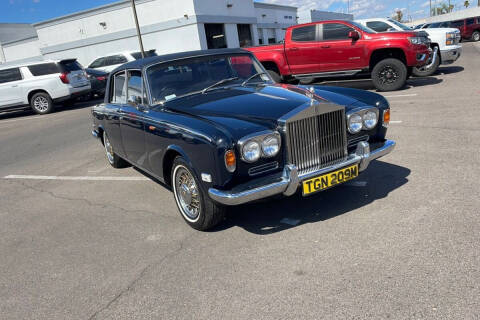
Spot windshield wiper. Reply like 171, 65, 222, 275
241, 72, 268, 86
201, 77, 239, 94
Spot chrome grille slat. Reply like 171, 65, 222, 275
286, 109, 347, 175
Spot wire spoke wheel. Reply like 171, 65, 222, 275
104, 133, 115, 164
174, 166, 201, 222
33, 96, 49, 112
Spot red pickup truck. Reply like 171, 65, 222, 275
247, 20, 431, 91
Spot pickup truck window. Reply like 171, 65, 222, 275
366, 21, 391, 32
322, 23, 354, 41
0, 68, 22, 84
291, 25, 316, 42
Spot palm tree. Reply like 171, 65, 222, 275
464, 0, 470, 8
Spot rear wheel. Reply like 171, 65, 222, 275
171, 156, 225, 231
412, 46, 440, 77
371, 58, 407, 92
30, 92, 53, 115
103, 131, 128, 168
472, 31, 480, 42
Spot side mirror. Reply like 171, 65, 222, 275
348, 30, 360, 40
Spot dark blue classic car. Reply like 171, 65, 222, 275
91, 49, 395, 230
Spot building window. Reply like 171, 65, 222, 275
237, 24, 252, 47
204, 24, 227, 49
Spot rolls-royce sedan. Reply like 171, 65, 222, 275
91, 48, 395, 230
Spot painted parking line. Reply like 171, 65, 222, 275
4, 175, 150, 181
383, 93, 418, 98
390, 120, 403, 124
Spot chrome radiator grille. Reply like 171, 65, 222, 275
286, 109, 347, 175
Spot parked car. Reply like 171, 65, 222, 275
0, 59, 91, 115
247, 20, 430, 91
356, 18, 461, 77
87, 49, 157, 73
414, 23, 428, 29
84, 68, 108, 99
91, 49, 396, 230
446, 17, 480, 41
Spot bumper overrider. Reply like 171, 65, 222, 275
208, 140, 396, 206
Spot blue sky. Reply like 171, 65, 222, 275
0, 0, 473, 24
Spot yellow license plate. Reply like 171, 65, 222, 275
302, 164, 359, 196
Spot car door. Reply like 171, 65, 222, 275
316, 22, 367, 72
465, 18, 475, 38
0, 67, 24, 108
284, 24, 320, 74
119, 70, 147, 166
104, 71, 127, 158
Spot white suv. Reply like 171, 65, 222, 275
0, 59, 91, 115
356, 18, 462, 77
87, 49, 156, 73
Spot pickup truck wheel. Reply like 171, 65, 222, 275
412, 46, 439, 77
371, 58, 407, 92
172, 157, 225, 231
103, 131, 129, 168
266, 70, 281, 83
472, 31, 480, 42
30, 92, 53, 115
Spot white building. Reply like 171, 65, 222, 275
298, 10, 353, 24
1, 0, 297, 66
0, 23, 41, 64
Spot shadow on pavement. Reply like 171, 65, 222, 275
0, 98, 103, 121
213, 160, 410, 234
436, 65, 464, 75
316, 76, 443, 92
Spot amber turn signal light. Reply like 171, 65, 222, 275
224, 150, 236, 173
383, 109, 390, 127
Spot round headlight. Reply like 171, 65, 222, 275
242, 140, 261, 162
348, 114, 363, 134
262, 135, 280, 157
363, 111, 378, 129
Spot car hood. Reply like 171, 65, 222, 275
423, 27, 460, 34
161, 84, 386, 140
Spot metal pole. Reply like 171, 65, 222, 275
429, 0, 432, 16
130, 0, 145, 58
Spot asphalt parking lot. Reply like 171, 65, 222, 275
1, 42, 479, 320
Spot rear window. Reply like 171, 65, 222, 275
0, 68, 22, 84
59, 60, 83, 72
466, 18, 475, 25
451, 20, 464, 27
131, 50, 157, 60
291, 25, 316, 42
28, 63, 60, 76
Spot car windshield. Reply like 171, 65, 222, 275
428, 22, 442, 28
147, 54, 270, 104
349, 21, 377, 33
388, 19, 412, 31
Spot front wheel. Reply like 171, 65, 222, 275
371, 58, 407, 92
30, 92, 53, 115
412, 46, 440, 77
171, 157, 225, 231
472, 31, 480, 42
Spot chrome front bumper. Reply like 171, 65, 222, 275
440, 46, 462, 64
208, 140, 396, 206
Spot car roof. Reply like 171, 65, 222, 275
0, 58, 78, 70
110, 48, 250, 73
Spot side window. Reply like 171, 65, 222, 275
106, 55, 128, 66
466, 18, 475, 25
28, 63, 60, 76
89, 58, 105, 68
111, 72, 126, 104
451, 20, 464, 28
126, 70, 144, 104
323, 23, 354, 41
366, 21, 392, 32
291, 25, 316, 42
0, 68, 23, 84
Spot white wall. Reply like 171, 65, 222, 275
0, 44, 5, 63
3, 39, 42, 62
193, 0, 255, 17
409, 6, 480, 25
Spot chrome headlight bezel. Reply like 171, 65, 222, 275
238, 131, 281, 163
347, 113, 363, 134
347, 108, 380, 133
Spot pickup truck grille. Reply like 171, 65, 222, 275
286, 109, 347, 175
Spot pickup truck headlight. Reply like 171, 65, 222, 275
262, 134, 280, 157
408, 36, 429, 45
348, 114, 363, 134
363, 111, 378, 129
446, 32, 457, 45
242, 140, 261, 163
